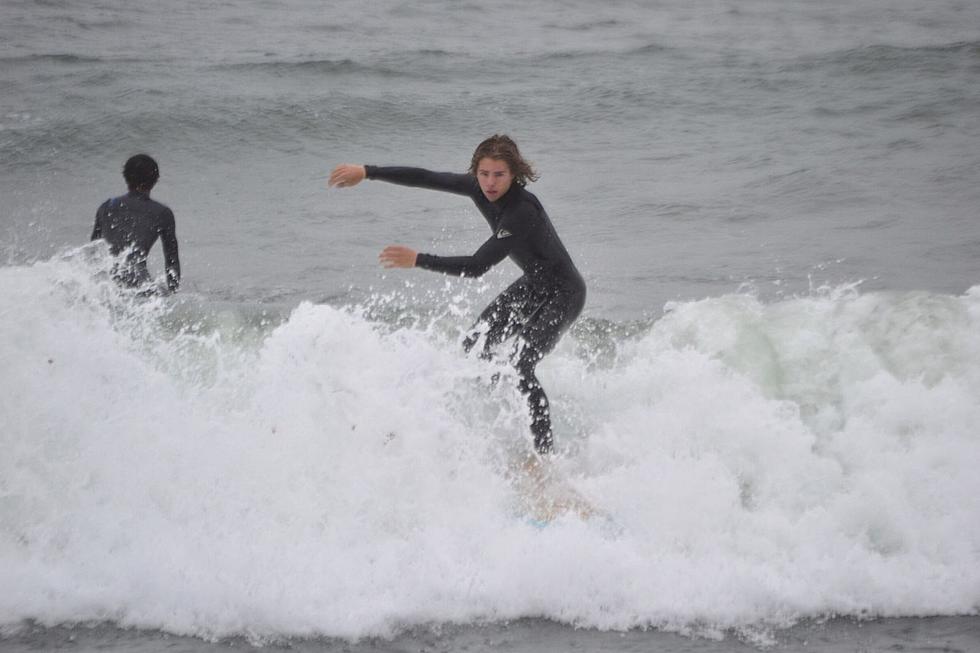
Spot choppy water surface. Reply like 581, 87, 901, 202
1, 0, 979, 649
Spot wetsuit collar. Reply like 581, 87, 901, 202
126, 189, 151, 200
491, 183, 520, 209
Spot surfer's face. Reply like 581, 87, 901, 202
476, 157, 514, 202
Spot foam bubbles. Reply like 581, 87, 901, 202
1, 253, 979, 640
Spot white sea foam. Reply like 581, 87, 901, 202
1, 251, 979, 640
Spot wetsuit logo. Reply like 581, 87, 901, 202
496, 228, 513, 239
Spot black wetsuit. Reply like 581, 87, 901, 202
365, 166, 586, 454
91, 190, 180, 292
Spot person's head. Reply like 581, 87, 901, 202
123, 154, 160, 192
468, 135, 538, 201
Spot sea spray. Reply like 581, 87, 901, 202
1, 251, 979, 640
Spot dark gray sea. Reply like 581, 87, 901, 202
2, 1, 979, 651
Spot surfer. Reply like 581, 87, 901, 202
91, 154, 180, 293
329, 135, 586, 455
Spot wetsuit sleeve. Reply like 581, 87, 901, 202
364, 166, 475, 197
159, 209, 180, 291
415, 237, 512, 278
91, 201, 107, 240
415, 204, 534, 277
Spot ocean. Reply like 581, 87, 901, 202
2, 0, 979, 651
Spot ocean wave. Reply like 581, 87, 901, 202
0, 89, 483, 171
1, 251, 978, 640
211, 49, 459, 79
213, 58, 381, 76
0, 53, 107, 65
527, 41, 680, 65
789, 40, 980, 75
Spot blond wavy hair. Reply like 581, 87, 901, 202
468, 135, 539, 187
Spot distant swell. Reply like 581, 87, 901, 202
0, 53, 106, 65
212, 51, 457, 78
793, 40, 980, 74
214, 58, 368, 74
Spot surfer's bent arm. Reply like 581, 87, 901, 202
415, 209, 530, 277
415, 235, 513, 277
159, 209, 180, 291
91, 202, 108, 240
364, 166, 475, 197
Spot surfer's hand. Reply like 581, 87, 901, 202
328, 164, 366, 188
379, 245, 417, 269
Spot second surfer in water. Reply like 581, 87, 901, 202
329, 135, 586, 455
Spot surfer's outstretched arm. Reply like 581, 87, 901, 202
329, 164, 475, 196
